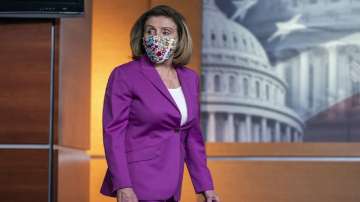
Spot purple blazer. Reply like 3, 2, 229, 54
100, 55, 215, 201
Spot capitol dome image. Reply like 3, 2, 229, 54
200, 0, 304, 143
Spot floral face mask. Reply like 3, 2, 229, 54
142, 35, 177, 64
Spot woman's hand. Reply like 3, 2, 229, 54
116, 187, 138, 202
204, 190, 221, 202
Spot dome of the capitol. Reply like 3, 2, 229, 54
200, 0, 304, 143
202, 0, 271, 71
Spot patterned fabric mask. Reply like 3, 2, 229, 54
142, 35, 177, 64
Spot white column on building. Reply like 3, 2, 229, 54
225, 113, 235, 142
293, 130, 297, 142
299, 50, 310, 110
275, 121, 281, 142
327, 45, 338, 105
209, 73, 214, 93
298, 132, 304, 142
245, 115, 252, 142
253, 124, 260, 142
286, 126, 292, 142
207, 111, 216, 142
293, 131, 299, 142
261, 117, 268, 142
239, 121, 246, 142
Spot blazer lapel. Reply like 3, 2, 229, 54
139, 55, 193, 128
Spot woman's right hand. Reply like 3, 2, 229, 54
116, 187, 138, 202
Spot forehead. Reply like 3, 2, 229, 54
144, 16, 177, 29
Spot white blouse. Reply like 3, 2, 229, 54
168, 86, 188, 126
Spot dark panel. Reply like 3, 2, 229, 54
0, 19, 59, 144
0, 149, 49, 202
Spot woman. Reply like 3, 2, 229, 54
100, 5, 220, 202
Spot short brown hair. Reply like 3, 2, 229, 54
130, 5, 192, 65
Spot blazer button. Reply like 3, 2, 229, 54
174, 128, 180, 133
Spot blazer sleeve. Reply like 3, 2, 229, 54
184, 73, 215, 194
102, 68, 133, 193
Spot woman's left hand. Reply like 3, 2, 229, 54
204, 190, 220, 202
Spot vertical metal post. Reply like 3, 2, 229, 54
48, 18, 56, 202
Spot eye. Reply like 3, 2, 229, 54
162, 28, 175, 36
162, 30, 171, 35
146, 28, 156, 35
